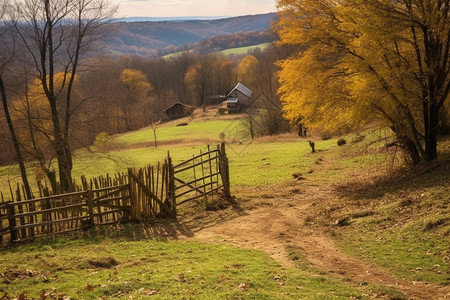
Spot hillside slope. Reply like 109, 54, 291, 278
102, 13, 277, 56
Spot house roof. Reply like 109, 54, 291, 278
163, 102, 194, 112
227, 82, 252, 98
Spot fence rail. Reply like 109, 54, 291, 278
0, 143, 230, 243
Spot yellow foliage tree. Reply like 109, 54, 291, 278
237, 55, 258, 87
11, 73, 76, 191
120, 68, 154, 130
120, 68, 153, 100
276, 0, 450, 163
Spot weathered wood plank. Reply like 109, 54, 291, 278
173, 149, 219, 168
128, 171, 173, 217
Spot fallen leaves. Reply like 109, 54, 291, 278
86, 283, 95, 292
238, 283, 249, 291
0, 270, 41, 283
173, 273, 187, 283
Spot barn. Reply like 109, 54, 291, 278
164, 102, 195, 120
226, 83, 252, 113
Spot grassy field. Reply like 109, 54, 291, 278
329, 156, 450, 285
0, 232, 366, 300
1, 113, 449, 299
0, 113, 336, 194
305, 134, 450, 287
218, 43, 269, 56
162, 43, 269, 59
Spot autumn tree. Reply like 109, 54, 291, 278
237, 55, 258, 87
120, 68, 154, 130
185, 55, 214, 110
11, 76, 60, 191
78, 55, 129, 134
238, 50, 290, 136
276, 0, 450, 163
218, 59, 237, 94
185, 54, 231, 110
10, 0, 117, 191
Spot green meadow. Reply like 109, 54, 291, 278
1, 113, 448, 299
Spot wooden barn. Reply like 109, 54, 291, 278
226, 83, 252, 113
164, 102, 194, 120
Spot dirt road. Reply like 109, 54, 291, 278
179, 184, 449, 300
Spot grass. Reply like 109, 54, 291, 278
316, 135, 450, 286
112, 119, 242, 145
0, 115, 337, 195
1, 113, 449, 298
226, 139, 337, 187
219, 43, 269, 56
162, 43, 269, 59
332, 181, 450, 285
0, 228, 364, 300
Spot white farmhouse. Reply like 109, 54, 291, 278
227, 83, 252, 113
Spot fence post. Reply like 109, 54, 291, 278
127, 168, 137, 220
0, 204, 3, 243
86, 190, 95, 226
167, 152, 176, 218
7, 203, 18, 242
219, 142, 231, 198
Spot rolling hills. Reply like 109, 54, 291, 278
102, 13, 277, 56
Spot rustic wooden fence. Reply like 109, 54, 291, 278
0, 143, 230, 243
174, 144, 230, 205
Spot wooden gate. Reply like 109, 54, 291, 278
173, 143, 230, 206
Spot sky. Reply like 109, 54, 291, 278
111, 0, 277, 18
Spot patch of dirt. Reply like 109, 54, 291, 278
88, 257, 119, 269
0, 269, 42, 283
173, 181, 449, 300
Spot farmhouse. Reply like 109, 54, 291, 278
164, 102, 195, 120
227, 82, 252, 113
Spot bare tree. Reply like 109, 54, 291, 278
11, 0, 117, 192
0, 0, 33, 199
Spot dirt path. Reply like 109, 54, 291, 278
178, 185, 449, 300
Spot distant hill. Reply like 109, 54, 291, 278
165, 29, 277, 56
115, 16, 230, 22
102, 13, 277, 56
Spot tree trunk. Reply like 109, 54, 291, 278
0, 76, 33, 199
398, 135, 421, 165
424, 102, 439, 161
56, 140, 73, 192
152, 127, 157, 148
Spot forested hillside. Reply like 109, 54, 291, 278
103, 13, 277, 56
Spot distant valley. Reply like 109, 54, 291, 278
102, 13, 277, 57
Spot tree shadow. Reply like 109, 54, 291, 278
334, 159, 450, 201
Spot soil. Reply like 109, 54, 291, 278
172, 181, 450, 300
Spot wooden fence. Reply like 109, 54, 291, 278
0, 144, 230, 243
174, 144, 230, 205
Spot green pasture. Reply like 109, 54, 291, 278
219, 43, 270, 56
162, 43, 269, 59
112, 119, 240, 145
330, 157, 450, 285
1, 115, 448, 299
0, 232, 364, 300
0, 116, 338, 196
